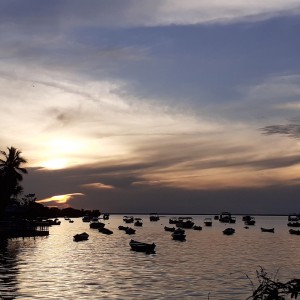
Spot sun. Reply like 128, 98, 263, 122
41, 158, 68, 170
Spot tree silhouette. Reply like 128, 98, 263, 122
0, 146, 27, 215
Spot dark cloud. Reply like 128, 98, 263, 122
260, 124, 300, 139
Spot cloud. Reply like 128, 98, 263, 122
1, 1, 299, 29
260, 124, 300, 139
81, 182, 115, 190
37, 193, 85, 208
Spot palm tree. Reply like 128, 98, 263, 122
0, 146, 27, 214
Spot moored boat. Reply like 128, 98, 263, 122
149, 213, 160, 221
98, 227, 113, 235
287, 221, 300, 227
123, 216, 134, 223
125, 227, 136, 235
193, 225, 202, 230
289, 229, 300, 235
176, 217, 194, 229
73, 232, 89, 242
129, 239, 156, 253
172, 228, 186, 241
223, 228, 235, 235
90, 221, 105, 229
164, 226, 175, 232
204, 218, 212, 226
244, 216, 256, 226
219, 212, 236, 223
134, 218, 143, 227
261, 227, 274, 233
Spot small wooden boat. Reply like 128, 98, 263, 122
98, 227, 113, 235
193, 225, 202, 230
244, 216, 256, 226
69, 219, 74, 223
125, 227, 136, 235
204, 218, 212, 226
103, 213, 110, 220
129, 240, 156, 253
289, 229, 300, 235
134, 218, 143, 227
261, 227, 274, 233
223, 228, 235, 235
73, 232, 89, 242
149, 213, 160, 221
164, 226, 175, 232
123, 216, 134, 223
219, 212, 236, 224
118, 225, 128, 231
169, 217, 179, 224
287, 221, 300, 227
90, 221, 105, 229
172, 228, 186, 241
176, 217, 194, 229
82, 215, 92, 222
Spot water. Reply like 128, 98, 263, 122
1, 215, 300, 299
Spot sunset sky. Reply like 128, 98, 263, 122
1, 1, 300, 214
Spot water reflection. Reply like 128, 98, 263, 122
0, 239, 20, 298
0, 216, 299, 299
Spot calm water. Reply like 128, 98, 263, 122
0, 215, 300, 299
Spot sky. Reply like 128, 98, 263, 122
1, 0, 300, 214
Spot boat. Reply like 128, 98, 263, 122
214, 215, 219, 220
125, 227, 136, 235
82, 215, 92, 222
169, 217, 179, 224
129, 239, 156, 253
118, 225, 128, 231
134, 218, 143, 227
73, 232, 89, 242
219, 212, 236, 224
193, 225, 202, 230
69, 219, 74, 223
98, 227, 113, 235
289, 229, 300, 235
172, 228, 186, 241
287, 221, 300, 227
64, 216, 70, 220
149, 213, 160, 221
244, 216, 256, 226
288, 214, 300, 222
204, 218, 212, 226
103, 213, 110, 220
261, 227, 274, 233
90, 221, 105, 229
123, 216, 134, 223
48, 218, 61, 225
164, 226, 175, 232
223, 228, 235, 235
175, 217, 194, 229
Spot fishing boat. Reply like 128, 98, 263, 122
244, 216, 256, 226
123, 216, 134, 223
261, 227, 274, 233
73, 232, 89, 242
98, 227, 113, 235
129, 240, 156, 253
90, 221, 105, 229
219, 212, 236, 224
118, 225, 128, 231
103, 213, 110, 220
134, 218, 143, 227
204, 218, 212, 226
164, 226, 175, 232
82, 215, 92, 222
69, 219, 74, 223
287, 221, 300, 227
149, 213, 160, 221
289, 229, 300, 235
125, 227, 136, 235
175, 217, 194, 229
193, 225, 202, 230
172, 228, 186, 241
223, 228, 235, 235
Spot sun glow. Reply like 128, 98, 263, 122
41, 158, 68, 170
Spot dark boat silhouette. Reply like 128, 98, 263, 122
73, 232, 89, 242
129, 240, 156, 253
164, 226, 175, 232
261, 227, 274, 233
223, 228, 235, 235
